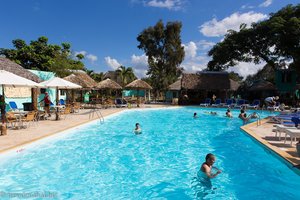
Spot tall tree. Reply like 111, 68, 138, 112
85, 69, 105, 82
207, 4, 300, 74
115, 66, 136, 86
137, 20, 185, 95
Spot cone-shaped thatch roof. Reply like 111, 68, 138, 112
125, 79, 152, 90
168, 79, 181, 91
0, 57, 41, 82
97, 78, 122, 90
249, 80, 276, 91
181, 72, 239, 91
64, 73, 97, 89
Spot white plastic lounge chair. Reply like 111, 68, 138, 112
274, 124, 297, 140
283, 128, 300, 146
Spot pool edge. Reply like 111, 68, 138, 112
241, 119, 300, 176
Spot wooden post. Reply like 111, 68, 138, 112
32, 88, 38, 111
1, 85, 7, 135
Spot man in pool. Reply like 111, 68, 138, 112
134, 123, 142, 134
201, 153, 222, 178
225, 109, 233, 118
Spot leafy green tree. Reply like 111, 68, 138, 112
115, 66, 136, 86
208, 4, 300, 74
137, 20, 185, 96
0, 36, 85, 76
85, 69, 104, 82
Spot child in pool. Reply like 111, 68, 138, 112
134, 123, 142, 134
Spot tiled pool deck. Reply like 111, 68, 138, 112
241, 118, 300, 173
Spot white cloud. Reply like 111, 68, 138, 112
145, 0, 184, 10
86, 54, 98, 62
259, 0, 272, 8
241, 4, 254, 9
131, 54, 149, 78
104, 56, 122, 70
227, 62, 265, 78
183, 41, 197, 58
196, 40, 215, 51
199, 11, 268, 37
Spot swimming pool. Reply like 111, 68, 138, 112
0, 107, 299, 199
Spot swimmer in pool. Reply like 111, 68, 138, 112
200, 153, 222, 179
193, 112, 198, 118
134, 123, 142, 134
204, 111, 217, 115
225, 109, 233, 118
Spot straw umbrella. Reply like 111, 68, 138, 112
40, 77, 82, 120
125, 79, 152, 107
64, 73, 97, 102
97, 78, 122, 103
0, 58, 42, 110
0, 70, 41, 135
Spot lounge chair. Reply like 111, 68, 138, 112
274, 124, 297, 140
200, 98, 211, 107
283, 128, 300, 146
234, 99, 246, 109
211, 99, 221, 107
115, 98, 127, 108
248, 99, 260, 109
9, 101, 22, 111
222, 99, 233, 108
59, 99, 66, 106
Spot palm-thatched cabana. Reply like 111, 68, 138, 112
97, 78, 122, 90
248, 80, 277, 101
179, 72, 240, 104
125, 79, 152, 107
0, 58, 41, 110
64, 72, 98, 102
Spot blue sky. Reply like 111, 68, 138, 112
0, 0, 298, 78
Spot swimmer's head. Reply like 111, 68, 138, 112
227, 109, 230, 112
240, 109, 245, 113
194, 112, 197, 116
136, 123, 140, 127
205, 153, 216, 165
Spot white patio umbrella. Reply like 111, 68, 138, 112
0, 70, 41, 135
39, 77, 82, 120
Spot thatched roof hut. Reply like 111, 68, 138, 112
97, 78, 122, 90
0, 58, 41, 82
249, 80, 276, 91
125, 79, 152, 90
64, 72, 97, 89
181, 72, 239, 91
169, 79, 181, 91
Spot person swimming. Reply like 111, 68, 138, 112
193, 112, 198, 118
200, 153, 222, 179
134, 123, 142, 134
225, 109, 233, 118
204, 111, 217, 115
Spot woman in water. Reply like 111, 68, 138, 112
225, 109, 233, 118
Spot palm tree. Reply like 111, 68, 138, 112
116, 66, 136, 86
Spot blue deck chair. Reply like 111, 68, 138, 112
211, 99, 221, 107
200, 98, 211, 107
222, 99, 233, 108
115, 98, 127, 108
248, 99, 260, 109
59, 99, 65, 105
234, 99, 246, 108
9, 101, 21, 111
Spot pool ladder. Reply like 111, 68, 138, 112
89, 108, 104, 124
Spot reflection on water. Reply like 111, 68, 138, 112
191, 170, 217, 199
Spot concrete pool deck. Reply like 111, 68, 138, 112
0, 104, 170, 154
241, 118, 300, 172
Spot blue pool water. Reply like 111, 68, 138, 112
0, 107, 300, 199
